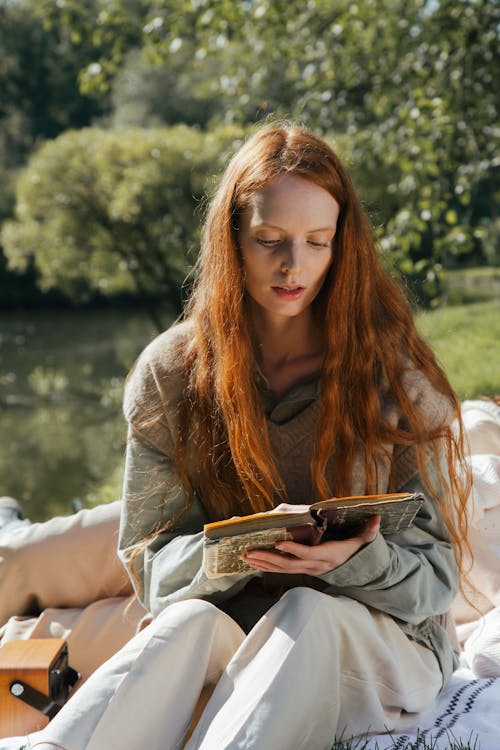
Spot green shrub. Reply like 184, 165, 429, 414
1, 124, 246, 316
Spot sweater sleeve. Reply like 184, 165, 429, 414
117, 327, 254, 618
317, 459, 459, 625
118, 431, 252, 618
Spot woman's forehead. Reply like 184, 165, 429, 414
244, 174, 340, 228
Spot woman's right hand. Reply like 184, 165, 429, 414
243, 515, 381, 576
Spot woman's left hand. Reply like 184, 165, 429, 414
242, 515, 380, 575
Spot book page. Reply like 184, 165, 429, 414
203, 527, 293, 578
204, 509, 310, 539
320, 497, 423, 538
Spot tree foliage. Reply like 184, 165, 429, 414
1, 125, 246, 326
0, 0, 105, 168
0, 0, 111, 303
110, 47, 226, 128
149, 0, 499, 299
1, 0, 498, 308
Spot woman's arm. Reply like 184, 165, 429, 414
119, 326, 257, 617
317, 468, 458, 624
118, 430, 255, 618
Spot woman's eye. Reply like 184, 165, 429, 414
255, 237, 331, 248
257, 238, 280, 246
308, 240, 330, 248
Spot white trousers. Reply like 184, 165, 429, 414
28, 589, 442, 750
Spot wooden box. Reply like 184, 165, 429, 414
0, 638, 77, 738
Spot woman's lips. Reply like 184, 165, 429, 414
271, 286, 305, 300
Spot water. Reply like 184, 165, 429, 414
0, 309, 161, 521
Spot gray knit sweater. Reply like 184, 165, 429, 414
119, 321, 460, 686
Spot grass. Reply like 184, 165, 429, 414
416, 299, 500, 399
332, 729, 481, 749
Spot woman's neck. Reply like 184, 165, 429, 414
250, 308, 325, 398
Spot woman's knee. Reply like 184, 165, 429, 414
273, 587, 368, 639
267, 586, 341, 637
143, 599, 244, 675
151, 598, 238, 638
280, 586, 326, 607
278, 586, 344, 620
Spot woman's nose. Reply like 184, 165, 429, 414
280, 241, 302, 273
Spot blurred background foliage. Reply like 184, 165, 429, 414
2, 125, 246, 328
0, 0, 498, 518
1, 0, 498, 315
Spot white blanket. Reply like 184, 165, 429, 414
364, 668, 500, 749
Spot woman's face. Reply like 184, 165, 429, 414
238, 173, 340, 324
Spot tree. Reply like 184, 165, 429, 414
1, 125, 246, 328
44, 0, 498, 301
348, 0, 500, 300
0, 0, 106, 168
4, 0, 498, 307
34, 0, 146, 95
0, 0, 114, 305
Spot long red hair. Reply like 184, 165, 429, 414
140, 125, 471, 578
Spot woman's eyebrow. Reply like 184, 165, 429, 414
250, 223, 336, 232
250, 222, 283, 230
306, 226, 336, 233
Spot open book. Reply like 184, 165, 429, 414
202, 492, 424, 578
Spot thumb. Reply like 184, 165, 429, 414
357, 514, 380, 544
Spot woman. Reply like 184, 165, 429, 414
28, 125, 471, 750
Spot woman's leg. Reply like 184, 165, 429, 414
28, 600, 245, 750
186, 588, 443, 750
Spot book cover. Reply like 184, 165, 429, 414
202, 492, 424, 578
